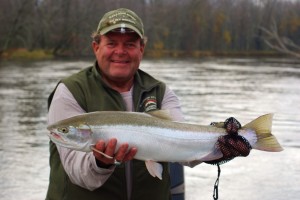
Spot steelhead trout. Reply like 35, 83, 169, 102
47, 111, 283, 179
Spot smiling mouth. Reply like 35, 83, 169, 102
111, 60, 130, 63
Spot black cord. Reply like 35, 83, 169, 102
213, 164, 221, 200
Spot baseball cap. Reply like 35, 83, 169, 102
97, 8, 144, 38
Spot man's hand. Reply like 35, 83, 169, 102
92, 138, 138, 168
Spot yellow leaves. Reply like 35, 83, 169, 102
153, 41, 164, 50
223, 30, 232, 45
213, 13, 226, 35
279, 16, 300, 34
289, 17, 300, 33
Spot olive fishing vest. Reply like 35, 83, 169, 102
46, 63, 171, 200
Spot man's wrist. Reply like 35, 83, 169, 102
95, 159, 114, 169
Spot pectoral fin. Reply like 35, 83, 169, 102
145, 160, 163, 180
90, 145, 113, 159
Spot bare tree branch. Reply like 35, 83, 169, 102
260, 20, 300, 58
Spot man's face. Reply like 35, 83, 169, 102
92, 31, 145, 85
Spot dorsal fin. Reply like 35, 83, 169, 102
146, 110, 173, 121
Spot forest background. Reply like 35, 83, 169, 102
0, 0, 299, 59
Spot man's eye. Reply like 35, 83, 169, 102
126, 43, 136, 48
107, 42, 115, 47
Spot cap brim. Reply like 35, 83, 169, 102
99, 24, 143, 38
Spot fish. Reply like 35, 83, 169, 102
47, 110, 283, 179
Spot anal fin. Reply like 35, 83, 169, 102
145, 160, 163, 180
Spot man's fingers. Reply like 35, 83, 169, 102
105, 138, 117, 156
123, 147, 138, 161
95, 140, 105, 152
93, 140, 106, 159
93, 139, 117, 163
114, 143, 129, 161
93, 139, 137, 166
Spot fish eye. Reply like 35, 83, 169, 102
58, 127, 69, 134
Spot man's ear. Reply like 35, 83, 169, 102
140, 37, 147, 53
92, 41, 99, 54
140, 44, 145, 54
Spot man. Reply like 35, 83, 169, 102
46, 8, 250, 200
46, 8, 184, 200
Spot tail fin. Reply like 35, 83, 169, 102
243, 113, 283, 152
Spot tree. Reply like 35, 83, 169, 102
260, 20, 300, 58
0, 0, 35, 51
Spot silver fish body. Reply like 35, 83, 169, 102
47, 111, 283, 179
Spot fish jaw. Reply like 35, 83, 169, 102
47, 124, 94, 152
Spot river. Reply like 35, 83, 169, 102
0, 58, 299, 200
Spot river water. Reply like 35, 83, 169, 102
0, 58, 299, 200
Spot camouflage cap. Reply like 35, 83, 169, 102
97, 8, 144, 38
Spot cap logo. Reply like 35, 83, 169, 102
107, 12, 137, 25
120, 24, 126, 33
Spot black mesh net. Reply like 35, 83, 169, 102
206, 134, 252, 165
224, 117, 241, 135
206, 117, 252, 165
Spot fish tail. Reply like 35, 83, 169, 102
243, 113, 283, 152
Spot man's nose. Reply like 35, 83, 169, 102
114, 44, 127, 55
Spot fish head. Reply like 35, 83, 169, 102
47, 122, 94, 152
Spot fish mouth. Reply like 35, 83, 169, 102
47, 132, 67, 144
51, 132, 62, 140
47, 131, 92, 151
